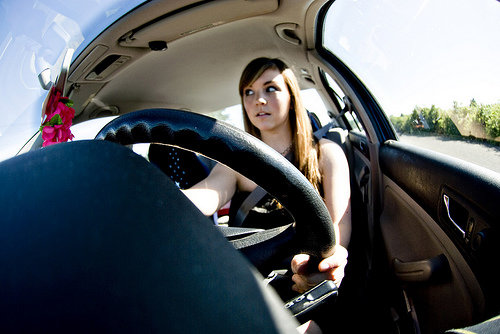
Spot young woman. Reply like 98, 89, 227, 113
183, 58, 351, 293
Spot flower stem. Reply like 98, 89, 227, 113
16, 130, 41, 156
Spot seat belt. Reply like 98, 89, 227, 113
232, 121, 331, 227
313, 122, 334, 142
232, 186, 268, 227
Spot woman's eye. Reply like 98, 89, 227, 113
266, 86, 278, 93
244, 89, 254, 96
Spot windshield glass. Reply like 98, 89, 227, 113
322, 0, 500, 173
0, 0, 146, 162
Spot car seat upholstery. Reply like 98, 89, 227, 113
148, 143, 213, 189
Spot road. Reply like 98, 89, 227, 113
398, 134, 500, 174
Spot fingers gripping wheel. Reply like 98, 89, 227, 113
95, 108, 336, 260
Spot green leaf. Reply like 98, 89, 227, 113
48, 113, 63, 126
40, 114, 63, 131
61, 98, 74, 108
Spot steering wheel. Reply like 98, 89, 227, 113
95, 108, 336, 270
1, 138, 302, 332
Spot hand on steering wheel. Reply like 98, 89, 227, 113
291, 245, 348, 293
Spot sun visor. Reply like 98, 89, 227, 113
118, 0, 278, 48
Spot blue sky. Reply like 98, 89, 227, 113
324, 0, 500, 116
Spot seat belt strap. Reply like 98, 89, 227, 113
232, 186, 268, 227
232, 146, 309, 227
313, 122, 334, 141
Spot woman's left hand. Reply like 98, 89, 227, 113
291, 245, 348, 293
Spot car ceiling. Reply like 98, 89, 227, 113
68, 0, 326, 125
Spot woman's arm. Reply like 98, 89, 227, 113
291, 138, 351, 293
181, 163, 238, 216
319, 138, 352, 248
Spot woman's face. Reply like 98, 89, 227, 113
242, 68, 291, 134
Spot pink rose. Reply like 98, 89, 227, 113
40, 89, 75, 147
44, 88, 61, 118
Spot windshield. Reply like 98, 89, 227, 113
0, 0, 146, 162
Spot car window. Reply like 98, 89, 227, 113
209, 105, 245, 130
0, 0, 146, 162
300, 88, 331, 126
321, 0, 500, 173
322, 71, 365, 134
72, 116, 118, 141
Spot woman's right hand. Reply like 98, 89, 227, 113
290, 245, 348, 293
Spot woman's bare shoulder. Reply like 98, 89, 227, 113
318, 138, 349, 171
318, 138, 345, 157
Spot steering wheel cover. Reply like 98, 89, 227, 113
95, 108, 336, 258
0, 140, 300, 332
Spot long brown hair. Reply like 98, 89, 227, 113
238, 57, 322, 192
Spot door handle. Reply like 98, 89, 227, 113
393, 254, 450, 283
443, 194, 466, 238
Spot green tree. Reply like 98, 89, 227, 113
477, 103, 500, 138
437, 114, 461, 136
421, 105, 440, 132
388, 101, 499, 141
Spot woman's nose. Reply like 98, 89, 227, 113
256, 94, 267, 105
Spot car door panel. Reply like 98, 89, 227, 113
379, 140, 500, 333
381, 177, 484, 332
